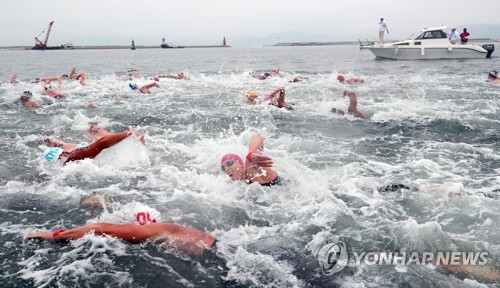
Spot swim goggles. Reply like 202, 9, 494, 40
221, 160, 235, 172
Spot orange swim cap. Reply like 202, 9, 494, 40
246, 90, 257, 99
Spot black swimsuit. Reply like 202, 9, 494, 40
246, 176, 284, 187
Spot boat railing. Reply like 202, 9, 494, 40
358, 38, 375, 48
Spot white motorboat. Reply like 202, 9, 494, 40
360, 26, 494, 60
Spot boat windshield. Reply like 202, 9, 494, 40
407, 33, 418, 40
415, 30, 447, 40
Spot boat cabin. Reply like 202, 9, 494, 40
393, 26, 451, 46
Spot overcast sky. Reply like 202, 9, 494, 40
2, 0, 499, 47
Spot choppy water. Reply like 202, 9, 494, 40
0, 46, 499, 287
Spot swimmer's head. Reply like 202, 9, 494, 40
331, 108, 345, 115
246, 90, 257, 100
220, 153, 245, 181
88, 124, 101, 135
488, 70, 498, 79
129, 83, 138, 90
61, 74, 69, 79
337, 74, 345, 82
264, 73, 270, 77
43, 147, 64, 163
133, 208, 161, 225
20, 91, 33, 102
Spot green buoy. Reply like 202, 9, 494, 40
131, 39, 136, 50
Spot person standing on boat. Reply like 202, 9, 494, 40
460, 28, 469, 44
448, 27, 460, 44
378, 17, 389, 45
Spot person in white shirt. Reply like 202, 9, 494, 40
448, 27, 460, 44
379, 17, 389, 44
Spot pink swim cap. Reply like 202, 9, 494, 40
220, 153, 243, 166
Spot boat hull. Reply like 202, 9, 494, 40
361, 46, 488, 60
32, 46, 65, 50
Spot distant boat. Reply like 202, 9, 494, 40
160, 36, 230, 49
32, 21, 65, 50
161, 38, 174, 48
131, 39, 136, 50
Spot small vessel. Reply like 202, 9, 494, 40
32, 21, 65, 50
160, 37, 173, 48
63, 43, 75, 49
360, 26, 494, 60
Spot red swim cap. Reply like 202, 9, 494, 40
220, 153, 243, 166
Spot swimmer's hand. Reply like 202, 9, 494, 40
249, 153, 273, 167
28, 231, 54, 241
126, 128, 146, 145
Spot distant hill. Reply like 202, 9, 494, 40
230, 31, 335, 47
229, 24, 500, 47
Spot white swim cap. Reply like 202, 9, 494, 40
133, 207, 161, 225
44, 147, 63, 162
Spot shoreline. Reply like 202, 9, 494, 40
0, 45, 231, 51
1, 38, 498, 51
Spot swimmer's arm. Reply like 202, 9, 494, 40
247, 135, 273, 167
248, 134, 264, 153
262, 87, 283, 101
343, 90, 356, 97
64, 131, 130, 164
28, 224, 105, 242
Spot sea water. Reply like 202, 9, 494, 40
0, 46, 499, 287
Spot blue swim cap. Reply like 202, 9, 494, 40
44, 147, 63, 163
129, 83, 138, 90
